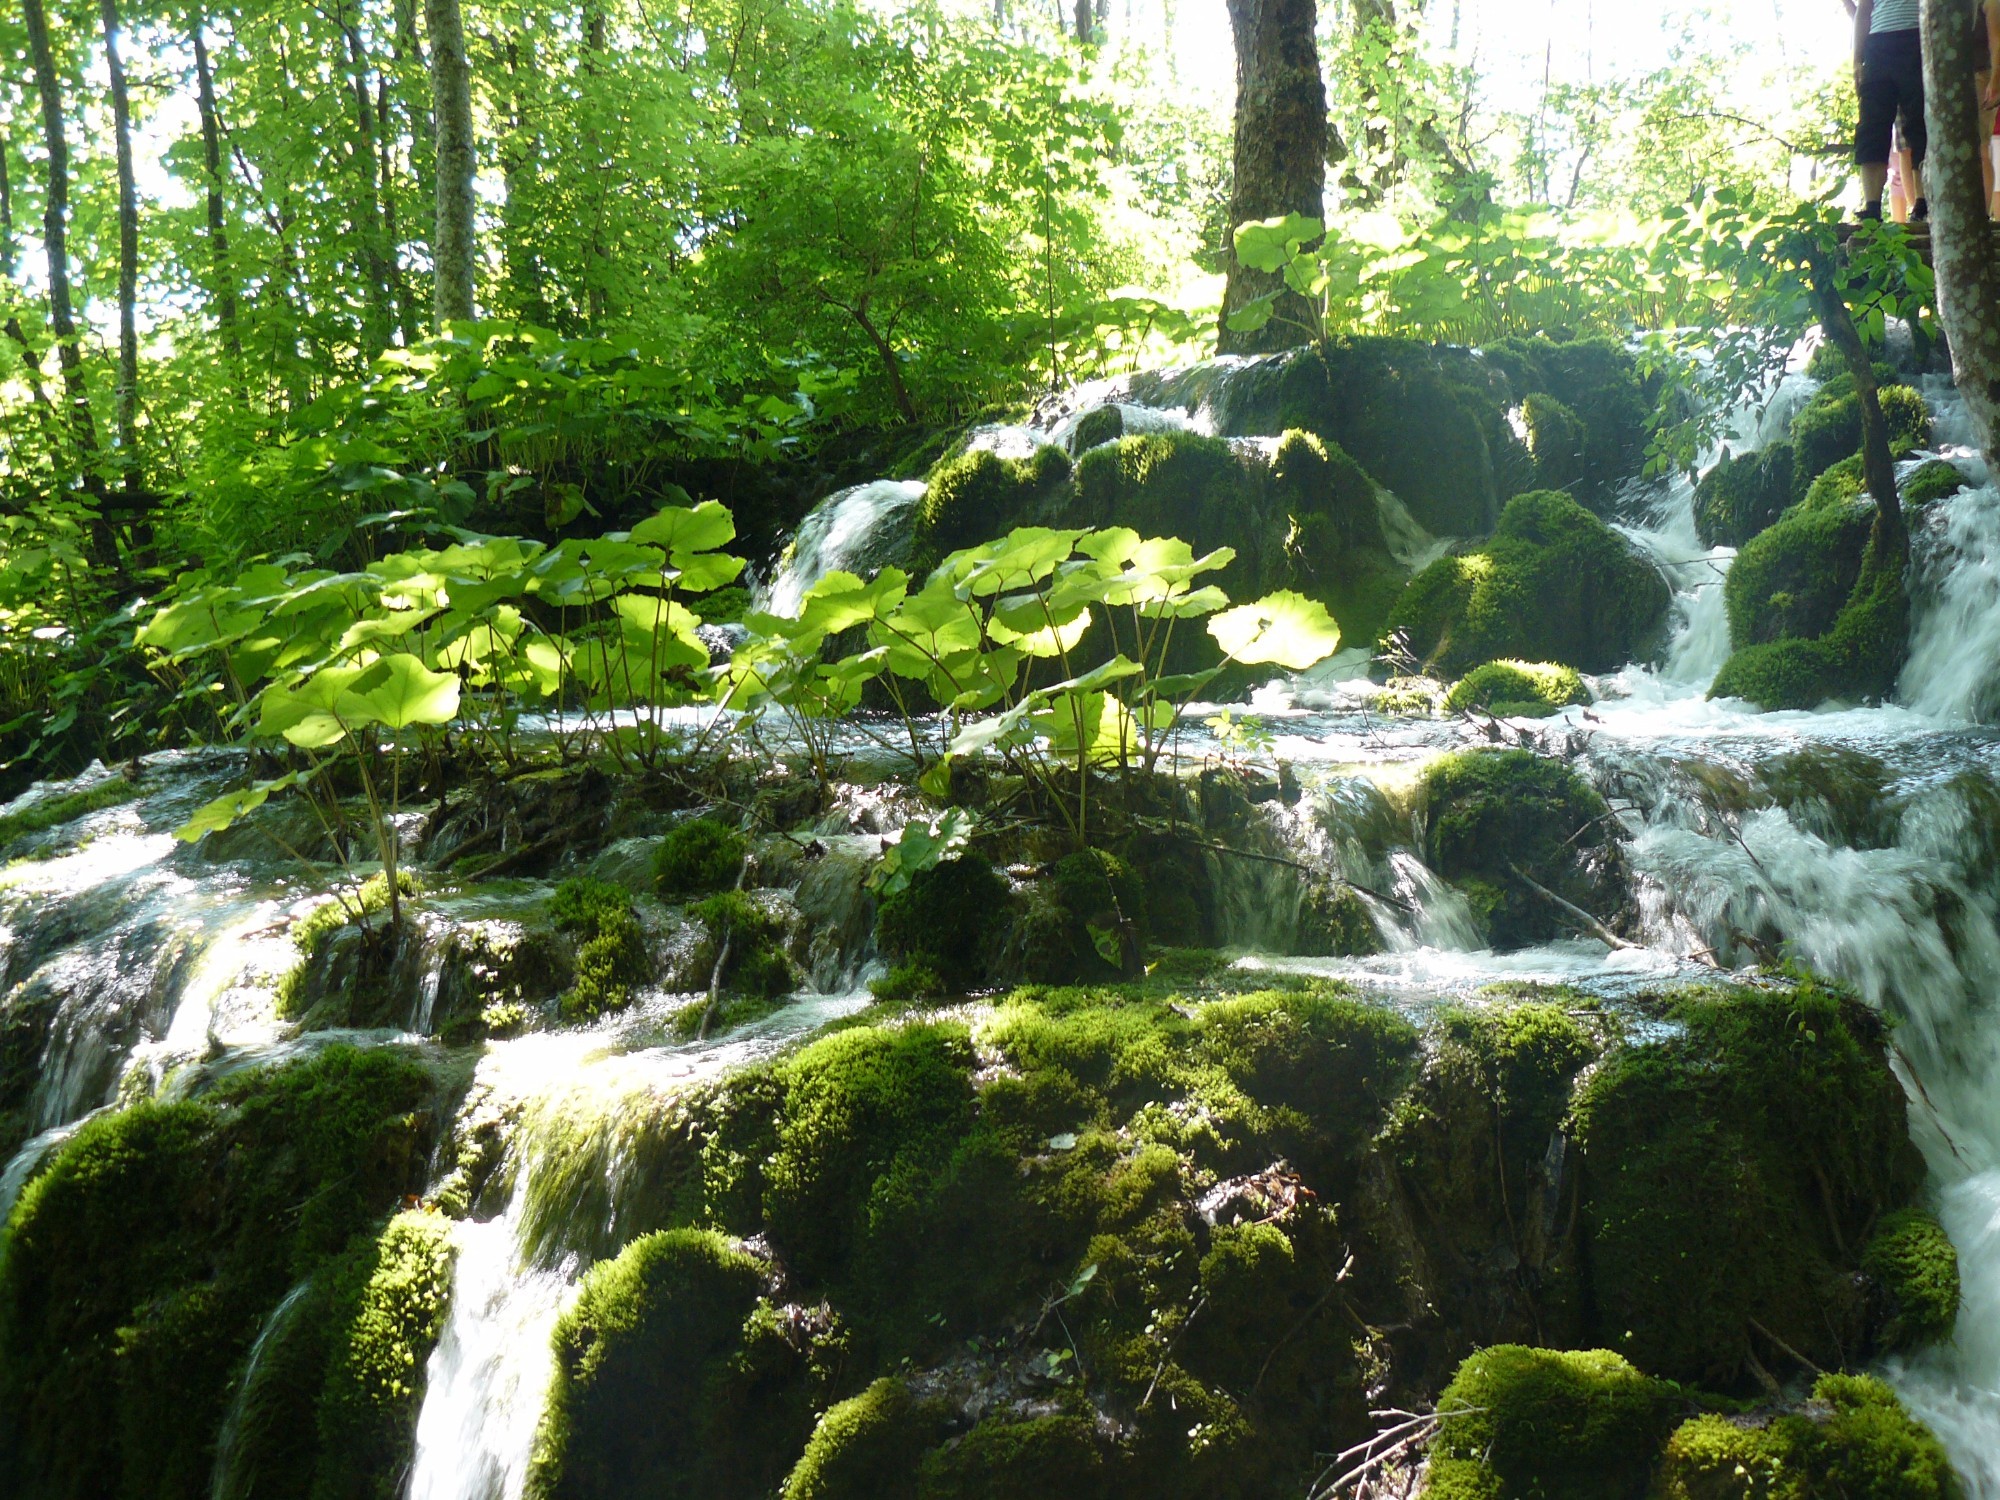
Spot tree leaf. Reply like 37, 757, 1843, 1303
1207, 591, 1343, 669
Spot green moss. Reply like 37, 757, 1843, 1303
1069, 405, 1126, 453
527, 1229, 813, 1500
1712, 534, 1907, 710
549, 878, 650, 1021
1295, 878, 1383, 956
1570, 980, 1922, 1385
1417, 748, 1625, 949
1520, 391, 1587, 492
1655, 1375, 1962, 1500
1443, 659, 1588, 718
690, 585, 752, 624
1863, 1209, 1960, 1350
1271, 428, 1407, 646
917, 1415, 1106, 1500
0, 1046, 443, 1500
916, 446, 1072, 566
875, 857, 1010, 992
653, 817, 745, 899
692, 890, 797, 1002
1015, 850, 1149, 984
1483, 336, 1652, 510
1070, 430, 1269, 599
1788, 382, 1930, 498
1386, 490, 1670, 676
780, 1378, 952, 1500
1431, 1346, 1672, 1498
1695, 442, 1795, 549
0, 779, 140, 848
1903, 459, 1969, 510
868, 961, 946, 1004
1723, 479, 1874, 646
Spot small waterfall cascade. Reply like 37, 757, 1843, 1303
209, 1279, 320, 1500
759, 479, 927, 618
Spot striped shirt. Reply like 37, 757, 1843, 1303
1870, 0, 1920, 33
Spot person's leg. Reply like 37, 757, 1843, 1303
1896, 33, 1930, 217
1856, 40, 1897, 218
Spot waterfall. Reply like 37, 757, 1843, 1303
759, 479, 927, 618
210, 1280, 320, 1500
1901, 482, 2000, 723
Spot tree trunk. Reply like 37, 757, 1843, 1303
427, 0, 477, 326
0, 134, 58, 434
1217, 0, 1327, 354
1074, 0, 1091, 42
342, 14, 396, 351
100, 0, 143, 504
1921, 0, 2000, 472
1806, 245, 1906, 556
191, 21, 242, 363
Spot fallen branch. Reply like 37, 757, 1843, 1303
1508, 862, 1639, 951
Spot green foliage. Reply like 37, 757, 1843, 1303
868, 962, 947, 1005
1694, 442, 1795, 549
652, 818, 746, 900
1417, 748, 1625, 949
875, 858, 1011, 992
0, 1047, 442, 1500
691, 892, 797, 1004
549, 879, 650, 1022
1442, 660, 1588, 718
917, 1415, 1107, 1500
1429, 1346, 1673, 1499
1863, 1210, 1961, 1350
1017, 850, 1149, 983
1655, 1375, 1963, 1500
1388, 491, 1669, 676
1569, 981, 1923, 1385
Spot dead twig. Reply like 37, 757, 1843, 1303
1508, 861, 1640, 951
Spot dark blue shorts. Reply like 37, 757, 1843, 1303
1856, 29, 1927, 168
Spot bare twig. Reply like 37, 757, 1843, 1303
1508, 861, 1639, 951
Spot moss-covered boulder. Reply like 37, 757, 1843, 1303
1788, 380, 1931, 500
1270, 428, 1408, 646
1426, 1346, 1674, 1499
1012, 849, 1150, 983
0, 1046, 450, 1500
914, 445, 1072, 569
780, 1378, 952, 1500
1483, 335, 1654, 513
548, 878, 651, 1022
1442, 659, 1588, 717
1712, 458, 1909, 710
1655, 1375, 1962, 1500
1695, 442, 1796, 549
1903, 458, 1969, 510
1416, 748, 1627, 949
1863, 1209, 1961, 1351
1518, 391, 1588, 493
1069, 430, 1279, 599
1388, 491, 1670, 676
653, 816, 746, 898
875, 857, 1011, 994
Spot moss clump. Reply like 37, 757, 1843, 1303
1428, 1346, 1672, 1499
277, 871, 421, 1023
1788, 382, 1930, 498
0, 1046, 442, 1500
528, 1229, 814, 1500
1417, 748, 1625, 949
652, 817, 745, 898
1387, 490, 1669, 676
1295, 878, 1383, 956
1069, 405, 1126, 453
548, 878, 650, 1021
868, 961, 946, 1004
1520, 391, 1588, 492
1070, 430, 1271, 600
779, 1378, 952, 1500
1655, 1375, 1962, 1500
1903, 458, 1969, 510
1695, 442, 1795, 549
1713, 537, 1907, 711
915, 446, 1072, 566
917, 1415, 1107, 1500
692, 890, 797, 1002
0, 778, 140, 848
1015, 849, 1149, 983
1272, 428, 1406, 646
875, 857, 1011, 992
1443, 659, 1588, 718
690, 585, 751, 624
1483, 336, 1652, 510
1570, 980, 1923, 1385
1863, 1209, 1960, 1350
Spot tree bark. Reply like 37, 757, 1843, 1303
1806, 245, 1906, 556
341, 12, 396, 351
1218, 0, 1327, 354
1921, 0, 2000, 472
21, 0, 101, 474
427, 0, 477, 326
191, 21, 242, 363
0, 133, 58, 433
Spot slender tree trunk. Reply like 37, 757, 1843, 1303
1218, 0, 1327, 354
1806, 245, 1906, 555
1921, 0, 2000, 472
342, 14, 395, 351
498, 35, 549, 323
1074, 0, 1091, 41
23, 0, 104, 498
100, 0, 140, 483
427, 0, 477, 326
191, 22, 242, 363
0, 133, 58, 433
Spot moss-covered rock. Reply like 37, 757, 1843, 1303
1387, 491, 1670, 676
528, 1229, 819, 1500
1428, 1346, 1673, 1499
1271, 428, 1407, 646
1069, 430, 1276, 599
1654, 1375, 1962, 1500
1695, 442, 1796, 549
548, 878, 650, 1022
653, 816, 745, 899
914, 446, 1072, 568
1788, 382, 1930, 499
1903, 458, 1969, 510
691, 890, 798, 1005
1483, 336, 1653, 512
917, 1415, 1108, 1500
1520, 391, 1588, 493
780, 1378, 952, 1500
1442, 659, 1588, 717
875, 857, 1011, 992
1569, 980, 1923, 1385
0, 1046, 447, 1500
1416, 748, 1627, 949
1013, 849, 1149, 983
1863, 1209, 1960, 1350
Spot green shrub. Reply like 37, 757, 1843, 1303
1655, 1374, 1962, 1500
1430, 1346, 1672, 1498
1417, 748, 1625, 949
869, 961, 946, 1004
1863, 1209, 1960, 1350
653, 817, 745, 899
1386, 490, 1669, 676
1695, 441, 1795, 549
875, 857, 1010, 991
549, 878, 650, 1021
1443, 659, 1588, 717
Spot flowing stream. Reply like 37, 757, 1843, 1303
7, 361, 2000, 1493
